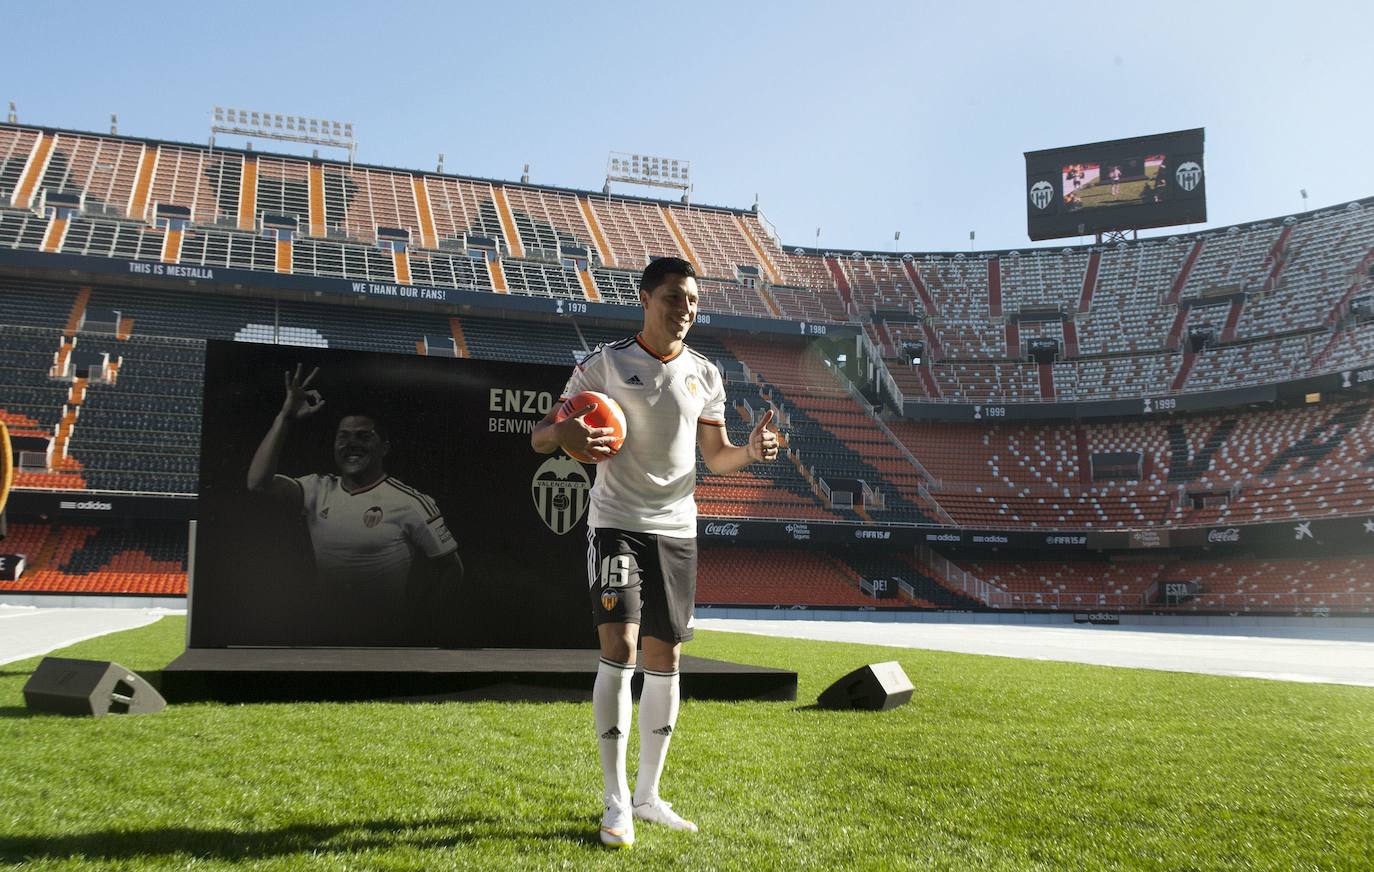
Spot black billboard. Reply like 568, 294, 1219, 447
190, 340, 595, 649
1025, 128, 1205, 241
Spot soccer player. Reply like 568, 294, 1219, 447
247, 365, 462, 633
531, 257, 779, 848
1109, 165, 1122, 197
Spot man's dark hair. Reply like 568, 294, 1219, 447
640, 256, 696, 293
334, 411, 389, 443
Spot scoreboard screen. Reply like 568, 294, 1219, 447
1025, 128, 1205, 241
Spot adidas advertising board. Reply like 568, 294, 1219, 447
192, 341, 594, 648
2, 491, 196, 520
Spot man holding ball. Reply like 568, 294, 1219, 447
532, 256, 779, 848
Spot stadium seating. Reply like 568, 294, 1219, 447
148, 143, 243, 226
588, 197, 683, 271
713, 335, 938, 524
841, 551, 982, 609
885, 401, 1374, 529
0, 522, 186, 595
958, 557, 1165, 610
0, 125, 42, 204
7, 121, 1374, 391
947, 554, 1372, 613
4, 267, 1370, 529
697, 545, 878, 606
39, 132, 145, 219
4, 122, 1374, 614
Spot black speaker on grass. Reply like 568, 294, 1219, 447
23, 657, 166, 717
817, 661, 914, 711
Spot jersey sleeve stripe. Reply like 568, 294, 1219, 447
387, 478, 440, 518
698, 417, 727, 426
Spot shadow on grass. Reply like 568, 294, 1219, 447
0, 815, 592, 864
0, 707, 32, 719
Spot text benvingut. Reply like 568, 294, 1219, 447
490, 417, 537, 433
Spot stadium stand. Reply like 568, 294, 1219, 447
0, 522, 186, 595
886, 400, 1374, 529
2, 121, 1373, 612
697, 545, 878, 607
948, 554, 1373, 614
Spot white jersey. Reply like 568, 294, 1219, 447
279, 472, 457, 592
562, 335, 726, 538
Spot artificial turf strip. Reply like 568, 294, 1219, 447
0, 619, 1369, 871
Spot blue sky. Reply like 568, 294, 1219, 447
7, 0, 1373, 252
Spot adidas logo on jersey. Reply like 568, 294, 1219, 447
625, 374, 644, 385
600, 726, 623, 740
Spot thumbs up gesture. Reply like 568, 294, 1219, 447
748, 408, 779, 463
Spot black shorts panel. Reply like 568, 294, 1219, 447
587, 527, 696, 643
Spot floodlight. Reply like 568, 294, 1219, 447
605, 151, 691, 194
210, 106, 357, 164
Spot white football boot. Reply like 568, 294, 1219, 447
632, 797, 698, 832
599, 797, 635, 848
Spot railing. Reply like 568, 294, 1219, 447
816, 476, 849, 508
989, 591, 1147, 610
828, 334, 944, 492
917, 483, 957, 526
918, 546, 1006, 606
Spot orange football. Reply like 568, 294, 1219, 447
555, 390, 627, 463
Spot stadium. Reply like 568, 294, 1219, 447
1, 5, 1372, 868
2, 119, 1371, 615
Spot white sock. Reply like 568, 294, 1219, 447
594, 658, 633, 805
633, 669, 680, 805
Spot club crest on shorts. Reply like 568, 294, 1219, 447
531, 455, 591, 535
600, 588, 620, 611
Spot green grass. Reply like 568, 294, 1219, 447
1, 618, 1371, 870
1071, 166, 1160, 209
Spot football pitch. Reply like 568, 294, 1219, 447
1071, 166, 1161, 209
1, 617, 1370, 870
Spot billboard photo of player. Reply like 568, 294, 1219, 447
245, 364, 463, 643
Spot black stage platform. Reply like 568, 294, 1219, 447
161, 648, 798, 703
